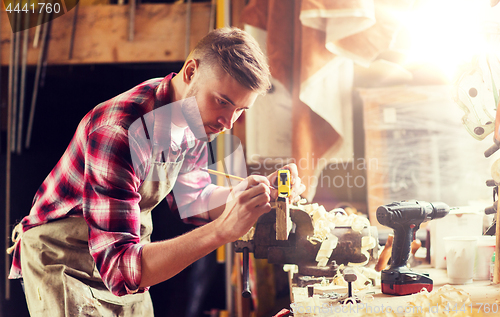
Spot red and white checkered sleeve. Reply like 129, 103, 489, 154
83, 124, 146, 296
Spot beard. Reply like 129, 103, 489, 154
181, 84, 220, 142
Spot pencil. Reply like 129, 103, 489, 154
201, 168, 245, 181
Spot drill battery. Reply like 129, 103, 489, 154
381, 267, 433, 296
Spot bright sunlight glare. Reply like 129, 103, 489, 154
397, 0, 496, 81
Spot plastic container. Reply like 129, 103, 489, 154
444, 236, 478, 284
474, 235, 496, 280
430, 206, 484, 269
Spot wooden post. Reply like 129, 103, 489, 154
494, 198, 500, 283
276, 197, 291, 240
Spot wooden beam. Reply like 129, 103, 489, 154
0, 3, 211, 65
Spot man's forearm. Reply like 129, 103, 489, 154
140, 175, 275, 288
139, 220, 226, 288
140, 187, 231, 288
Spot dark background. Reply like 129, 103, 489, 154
0, 63, 226, 317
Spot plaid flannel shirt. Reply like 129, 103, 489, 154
9, 73, 216, 296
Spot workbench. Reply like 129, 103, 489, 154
290, 265, 500, 316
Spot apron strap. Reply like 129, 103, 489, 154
6, 223, 23, 255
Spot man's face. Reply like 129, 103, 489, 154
181, 65, 258, 141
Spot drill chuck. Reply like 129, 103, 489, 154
429, 202, 450, 219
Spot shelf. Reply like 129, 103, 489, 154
0, 2, 211, 65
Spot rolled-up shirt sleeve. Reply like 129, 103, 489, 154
171, 141, 218, 224
83, 125, 145, 296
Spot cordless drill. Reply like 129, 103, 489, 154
377, 200, 449, 296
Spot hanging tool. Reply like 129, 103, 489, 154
26, 11, 52, 149
33, 7, 45, 48
39, 16, 53, 88
7, 16, 14, 149
484, 98, 500, 157
128, 0, 135, 41
68, 2, 80, 60
11, 13, 21, 152
484, 100, 500, 238
17, 9, 31, 154
5, 8, 15, 302
376, 200, 449, 295
484, 179, 498, 235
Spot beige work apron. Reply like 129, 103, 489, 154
20, 155, 184, 317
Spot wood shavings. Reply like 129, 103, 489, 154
332, 265, 348, 287
352, 274, 371, 290
317, 258, 329, 267
356, 267, 381, 286
313, 218, 331, 241
241, 227, 255, 241
330, 265, 376, 292
348, 253, 370, 267
348, 235, 378, 267
362, 236, 376, 250
351, 216, 368, 232
316, 235, 339, 267
406, 285, 476, 317
319, 276, 329, 287
301, 203, 376, 267
303, 203, 371, 243
362, 294, 375, 303
283, 264, 298, 274
307, 236, 323, 245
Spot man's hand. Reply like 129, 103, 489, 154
213, 175, 272, 242
140, 175, 272, 288
266, 163, 306, 203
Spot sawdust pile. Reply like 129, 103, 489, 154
291, 285, 484, 317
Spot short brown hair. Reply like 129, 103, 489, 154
191, 27, 271, 94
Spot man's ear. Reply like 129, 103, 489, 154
183, 58, 199, 84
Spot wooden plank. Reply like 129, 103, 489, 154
0, 3, 211, 65
494, 198, 500, 283
276, 197, 291, 240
